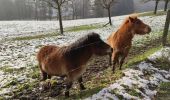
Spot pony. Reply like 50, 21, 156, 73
37, 32, 111, 97
107, 15, 151, 72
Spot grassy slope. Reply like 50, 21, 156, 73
10, 10, 167, 41
1, 11, 169, 99
11, 24, 103, 41
156, 82, 170, 100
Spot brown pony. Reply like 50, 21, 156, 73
37, 32, 111, 97
107, 15, 151, 72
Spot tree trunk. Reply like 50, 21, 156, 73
72, 6, 75, 20
154, 0, 159, 14
108, 7, 112, 25
57, 2, 64, 34
82, 0, 85, 18
162, 10, 170, 46
164, 0, 169, 11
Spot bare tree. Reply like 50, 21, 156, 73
164, 0, 170, 11
43, 0, 68, 34
142, 0, 161, 14
154, 0, 160, 14
69, 0, 77, 20
101, 0, 116, 25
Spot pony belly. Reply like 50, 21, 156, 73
41, 63, 66, 76
68, 65, 87, 81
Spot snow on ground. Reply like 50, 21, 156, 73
0, 15, 169, 98
86, 47, 170, 100
0, 15, 166, 69
0, 15, 126, 40
0, 15, 165, 41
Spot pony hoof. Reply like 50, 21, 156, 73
65, 92, 70, 98
81, 86, 86, 90
112, 69, 115, 73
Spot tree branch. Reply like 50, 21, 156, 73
44, 0, 58, 9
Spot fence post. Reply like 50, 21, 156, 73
162, 9, 170, 46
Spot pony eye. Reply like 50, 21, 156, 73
136, 20, 141, 24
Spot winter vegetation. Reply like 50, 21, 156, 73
0, 0, 170, 99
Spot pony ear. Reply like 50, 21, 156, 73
129, 17, 135, 23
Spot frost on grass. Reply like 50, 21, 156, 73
148, 47, 170, 62
0, 15, 167, 98
86, 47, 170, 100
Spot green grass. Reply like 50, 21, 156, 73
0, 66, 25, 74
124, 46, 162, 68
27, 66, 40, 79
139, 10, 166, 17
128, 89, 142, 97
65, 24, 102, 32
153, 55, 170, 70
156, 82, 170, 100
12, 32, 59, 41
2, 78, 18, 88
10, 10, 167, 41
11, 24, 103, 41
61, 45, 161, 99
10, 46, 162, 99
0, 66, 14, 73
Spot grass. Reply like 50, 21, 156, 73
11, 32, 59, 41
139, 10, 166, 17
65, 68, 123, 99
27, 66, 40, 79
2, 78, 18, 88
7, 45, 162, 99
11, 24, 103, 41
10, 10, 167, 41
56, 46, 162, 99
124, 45, 162, 68
0, 66, 25, 74
128, 89, 142, 98
0, 66, 14, 73
65, 24, 102, 32
156, 82, 170, 100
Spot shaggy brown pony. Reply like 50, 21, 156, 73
107, 15, 151, 72
37, 32, 111, 97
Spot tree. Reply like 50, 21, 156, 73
69, 0, 78, 19
94, 0, 105, 17
164, 0, 170, 11
48, 5, 53, 20
101, 0, 116, 25
43, 0, 68, 34
162, 10, 170, 46
154, 0, 160, 14
142, 0, 170, 14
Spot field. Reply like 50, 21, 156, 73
0, 11, 170, 99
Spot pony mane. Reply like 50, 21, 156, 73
120, 14, 138, 27
64, 32, 100, 53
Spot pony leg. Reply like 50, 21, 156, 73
119, 51, 128, 70
109, 53, 112, 66
112, 52, 119, 73
78, 76, 86, 90
47, 75, 51, 79
40, 71, 48, 81
119, 56, 125, 70
65, 82, 73, 97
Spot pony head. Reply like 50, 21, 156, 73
127, 15, 151, 35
